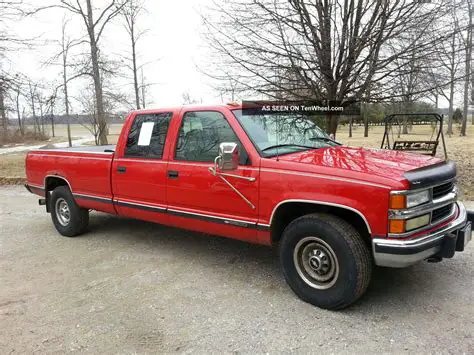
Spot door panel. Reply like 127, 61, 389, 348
166, 109, 260, 242
112, 112, 172, 224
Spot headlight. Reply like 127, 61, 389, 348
388, 213, 430, 234
389, 189, 430, 209
406, 190, 430, 208
405, 214, 430, 231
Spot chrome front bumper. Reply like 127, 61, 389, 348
373, 202, 469, 268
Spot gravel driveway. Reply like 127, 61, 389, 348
0, 186, 473, 353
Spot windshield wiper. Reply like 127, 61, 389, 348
261, 144, 315, 152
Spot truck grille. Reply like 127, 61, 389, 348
431, 204, 454, 223
432, 181, 454, 199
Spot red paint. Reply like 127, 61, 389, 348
25, 104, 446, 244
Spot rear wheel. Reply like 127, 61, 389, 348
279, 213, 372, 310
50, 186, 89, 237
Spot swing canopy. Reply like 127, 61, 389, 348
380, 113, 447, 159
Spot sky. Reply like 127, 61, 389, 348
3, 0, 462, 115
6, 0, 219, 114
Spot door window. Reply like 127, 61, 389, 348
175, 111, 248, 164
125, 112, 172, 158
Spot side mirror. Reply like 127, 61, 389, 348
217, 142, 239, 171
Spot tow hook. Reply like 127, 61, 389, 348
38, 198, 46, 206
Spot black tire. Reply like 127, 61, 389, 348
279, 213, 372, 310
49, 186, 89, 237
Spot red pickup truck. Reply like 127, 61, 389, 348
25, 104, 472, 309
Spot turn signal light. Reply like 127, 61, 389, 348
389, 219, 405, 234
389, 195, 406, 209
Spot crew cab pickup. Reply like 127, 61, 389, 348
25, 104, 473, 309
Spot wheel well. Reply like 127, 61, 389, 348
45, 176, 70, 192
270, 202, 371, 247
44, 176, 70, 212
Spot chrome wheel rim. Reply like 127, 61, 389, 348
293, 236, 339, 290
55, 198, 71, 226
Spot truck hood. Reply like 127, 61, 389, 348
276, 146, 443, 184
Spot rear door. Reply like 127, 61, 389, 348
166, 108, 260, 242
112, 111, 174, 223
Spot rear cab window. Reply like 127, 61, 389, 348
125, 112, 173, 159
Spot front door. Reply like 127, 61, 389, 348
166, 109, 260, 242
112, 110, 174, 224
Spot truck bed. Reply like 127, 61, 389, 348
26, 145, 116, 214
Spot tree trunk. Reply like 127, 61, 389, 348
364, 109, 369, 137
40, 105, 45, 135
16, 90, 23, 136
461, 0, 472, 136
447, 78, 455, 135
0, 84, 7, 142
141, 68, 146, 108
131, 35, 140, 109
349, 117, 353, 138
51, 115, 55, 137
30, 94, 38, 135
63, 60, 72, 147
62, 25, 72, 148
86, 0, 108, 145
447, 32, 456, 135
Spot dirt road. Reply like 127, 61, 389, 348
0, 186, 473, 353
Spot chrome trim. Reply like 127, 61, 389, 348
73, 193, 112, 203
29, 154, 110, 161
44, 174, 73, 193
388, 180, 457, 238
167, 208, 256, 226
373, 202, 467, 267
114, 199, 166, 211
268, 199, 371, 234
387, 206, 456, 238
388, 192, 457, 220
390, 178, 455, 195
31, 149, 113, 155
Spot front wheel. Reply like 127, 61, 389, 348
50, 186, 89, 237
279, 213, 372, 310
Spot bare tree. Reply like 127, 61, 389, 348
46, 18, 85, 146
203, 0, 458, 135
182, 91, 200, 105
119, 0, 146, 109
75, 80, 129, 144
53, 0, 127, 145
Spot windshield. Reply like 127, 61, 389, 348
233, 110, 340, 157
